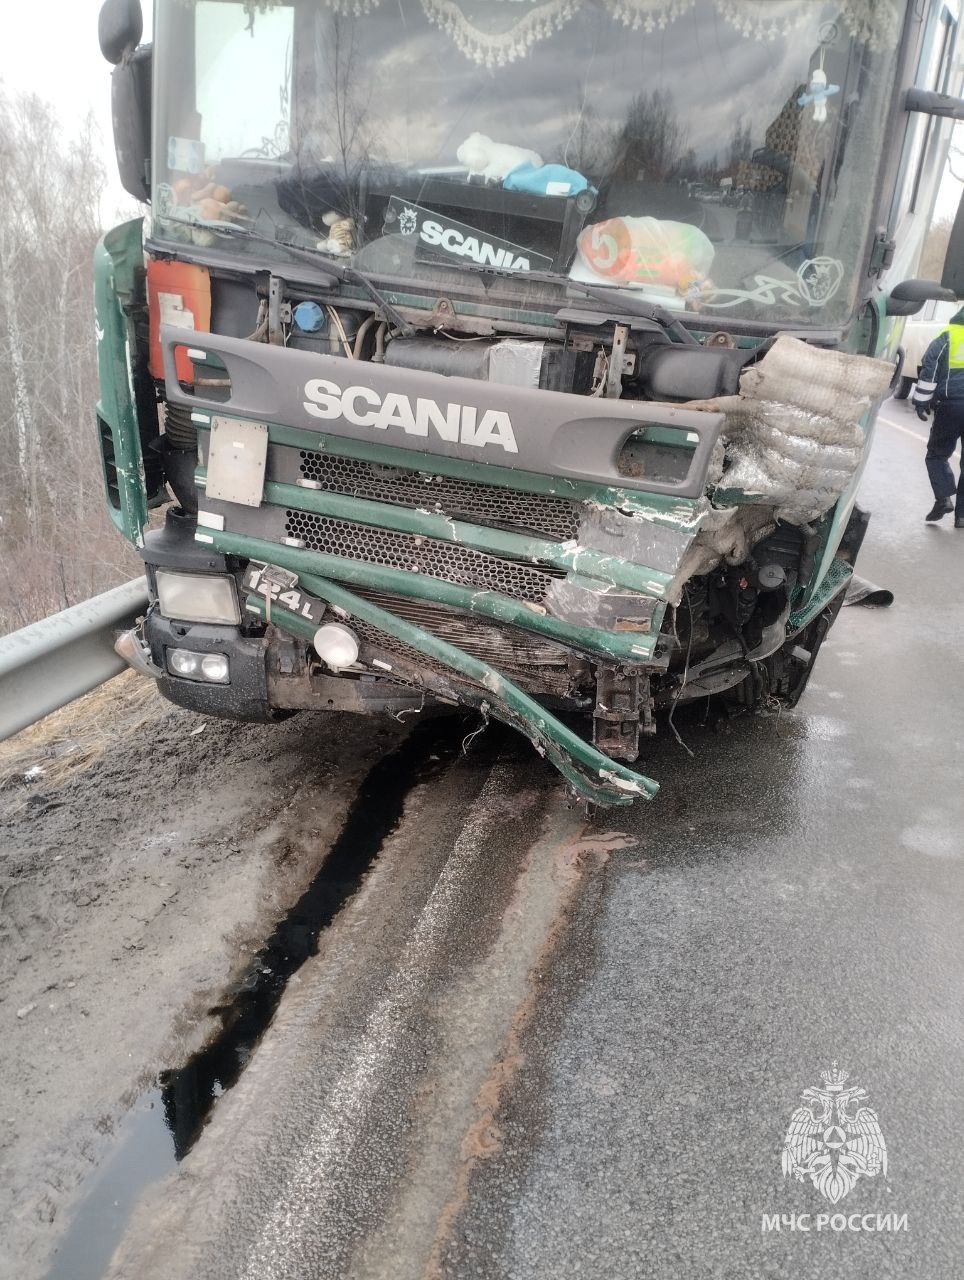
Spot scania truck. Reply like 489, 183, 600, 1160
96, 0, 963, 805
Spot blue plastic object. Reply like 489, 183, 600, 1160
293, 300, 325, 332
503, 162, 591, 197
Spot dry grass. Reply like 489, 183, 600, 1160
0, 535, 142, 636
0, 671, 168, 809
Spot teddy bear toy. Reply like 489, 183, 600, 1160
317, 210, 356, 256
457, 133, 543, 183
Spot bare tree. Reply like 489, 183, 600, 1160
611, 90, 688, 183
562, 101, 619, 177
0, 89, 139, 632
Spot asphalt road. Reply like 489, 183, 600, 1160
105, 397, 962, 1280
440, 404, 964, 1280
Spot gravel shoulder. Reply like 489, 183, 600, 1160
0, 673, 409, 1280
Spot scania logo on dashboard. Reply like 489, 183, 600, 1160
387, 197, 553, 274
302, 379, 519, 453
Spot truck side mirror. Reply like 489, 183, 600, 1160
941, 191, 964, 299
98, 0, 143, 64
886, 278, 958, 317
110, 45, 153, 203
99, 0, 151, 203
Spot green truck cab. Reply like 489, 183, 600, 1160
96, 0, 963, 805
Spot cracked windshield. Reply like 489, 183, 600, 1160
153, 0, 904, 323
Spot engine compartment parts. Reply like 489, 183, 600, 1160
383, 336, 596, 395
243, 573, 659, 809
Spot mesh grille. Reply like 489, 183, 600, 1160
284, 510, 562, 603
788, 557, 852, 630
297, 450, 580, 541
350, 619, 486, 694
354, 589, 576, 695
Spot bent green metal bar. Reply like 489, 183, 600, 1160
206, 529, 664, 662
243, 581, 659, 807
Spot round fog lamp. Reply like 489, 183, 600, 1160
313, 622, 360, 672
168, 648, 200, 677
200, 653, 230, 683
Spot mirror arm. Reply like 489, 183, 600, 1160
886, 279, 959, 318
905, 88, 964, 120
886, 297, 927, 317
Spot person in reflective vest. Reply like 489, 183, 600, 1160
913, 307, 964, 526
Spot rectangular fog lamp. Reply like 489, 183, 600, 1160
155, 571, 240, 625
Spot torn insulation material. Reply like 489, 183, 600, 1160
669, 336, 893, 602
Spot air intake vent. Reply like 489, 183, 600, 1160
296, 450, 580, 542
283, 510, 563, 603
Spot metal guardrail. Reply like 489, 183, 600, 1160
0, 578, 149, 742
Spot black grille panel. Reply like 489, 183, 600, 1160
296, 450, 580, 542
355, 589, 576, 694
351, 619, 486, 694
284, 509, 563, 603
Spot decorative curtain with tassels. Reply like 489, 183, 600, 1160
225, 0, 902, 62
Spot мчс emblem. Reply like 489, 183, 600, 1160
782, 1063, 887, 1204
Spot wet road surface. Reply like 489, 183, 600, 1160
102, 400, 963, 1279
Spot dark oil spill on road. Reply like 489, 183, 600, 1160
45, 713, 476, 1280
161, 713, 472, 1158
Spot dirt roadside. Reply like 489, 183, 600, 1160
0, 673, 411, 1280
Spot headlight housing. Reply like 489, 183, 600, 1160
155, 571, 240, 626
166, 648, 231, 683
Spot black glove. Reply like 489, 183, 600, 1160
915, 401, 933, 422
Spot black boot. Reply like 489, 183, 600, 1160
955, 518, 964, 529
926, 497, 954, 521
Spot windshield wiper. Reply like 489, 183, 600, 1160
444, 259, 698, 345
561, 283, 698, 345
158, 215, 415, 335
160, 214, 696, 345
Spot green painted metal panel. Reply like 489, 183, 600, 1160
207, 528, 662, 662
245, 422, 702, 530
249, 477, 674, 599
94, 219, 151, 545
788, 556, 852, 631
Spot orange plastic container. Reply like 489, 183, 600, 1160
147, 258, 212, 382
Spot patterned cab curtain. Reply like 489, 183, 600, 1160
268, 0, 903, 62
